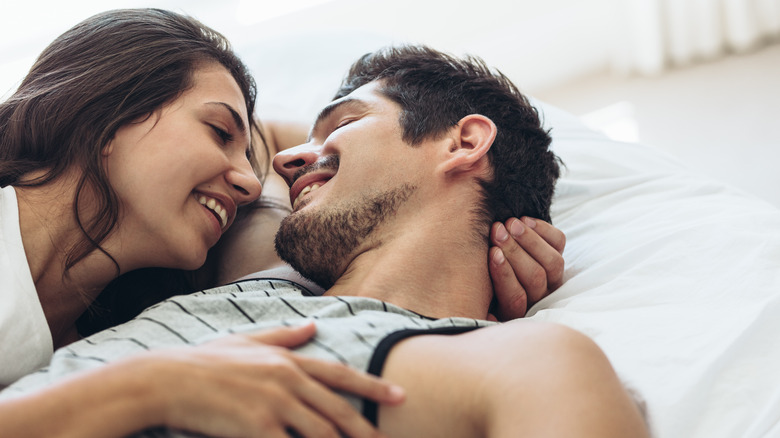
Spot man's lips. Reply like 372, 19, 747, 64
289, 171, 333, 210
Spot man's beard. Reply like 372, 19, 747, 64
275, 183, 416, 289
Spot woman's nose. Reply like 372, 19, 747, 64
272, 143, 322, 186
226, 158, 263, 206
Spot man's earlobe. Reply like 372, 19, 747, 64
440, 114, 497, 174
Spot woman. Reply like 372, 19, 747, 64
0, 8, 565, 437
0, 9, 404, 437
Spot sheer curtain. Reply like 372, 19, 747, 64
613, 0, 780, 75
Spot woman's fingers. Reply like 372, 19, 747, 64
297, 355, 405, 405
489, 246, 528, 319
245, 324, 404, 404
503, 218, 565, 296
242, 321, 318, 348
519, 217, 565, 292
152, 324, 400, 438
489, 217, 566, 320
276, 398, 342, 438
244, 325, 403, 436
521, 217, 566, 254
285, 372, 388, 438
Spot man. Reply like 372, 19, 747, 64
2, 46, 647, 437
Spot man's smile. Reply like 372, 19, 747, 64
293, 182, 323, 210
290, 173, 333, 210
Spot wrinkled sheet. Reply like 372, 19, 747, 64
533, 100, 780, 438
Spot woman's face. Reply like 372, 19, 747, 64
103, 63, 262, 271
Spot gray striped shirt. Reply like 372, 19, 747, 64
1, 279, 495, 436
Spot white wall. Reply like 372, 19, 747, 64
1, 0, 618, 103
229, 0, 619, 92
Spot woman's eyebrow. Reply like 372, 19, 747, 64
205, 101, 247, 134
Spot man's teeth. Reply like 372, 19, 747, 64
293, 183, 322, 210
198, 196, 228, 229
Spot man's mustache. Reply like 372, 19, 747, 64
291, 154, 340, 185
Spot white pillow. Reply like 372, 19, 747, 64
535, 100, 780, 438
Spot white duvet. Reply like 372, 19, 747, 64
533, 101, 780, 438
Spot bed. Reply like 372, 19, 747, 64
241, 30, 780, 437
3, 25, 778, 437
534, 102, 780, 437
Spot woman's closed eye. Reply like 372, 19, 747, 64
210, 124, 234, 144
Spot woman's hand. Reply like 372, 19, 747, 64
488, 217, 566, 320
141, 322, 402, 438
0, 323, 398, 438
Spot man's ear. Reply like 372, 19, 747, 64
439, 114, 497, 175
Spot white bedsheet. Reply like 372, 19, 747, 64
533, 101, 780, 437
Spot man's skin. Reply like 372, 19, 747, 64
216, 123, 566, 320
262, 81, 649, 437
0, 80, 642, 438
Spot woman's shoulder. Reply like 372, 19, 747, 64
0, 185, 16, 215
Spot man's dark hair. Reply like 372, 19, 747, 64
334, 45, 560, 233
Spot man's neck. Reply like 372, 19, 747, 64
323, 215, 493, 320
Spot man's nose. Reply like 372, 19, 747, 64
272, 143, 322, 186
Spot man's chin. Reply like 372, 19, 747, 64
274, 213, 340, 290
273, 183, 416, 291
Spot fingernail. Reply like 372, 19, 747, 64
495, 223, 509, 242
522, 217, 537, 229
492, 248, 506, 265
509, 219, 525, 237
388, 384, 406, 401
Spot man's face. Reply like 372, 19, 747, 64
272, 81, 432, 288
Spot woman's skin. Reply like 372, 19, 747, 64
1, 322, 403, 438
101, 64, 261, 271
2, 15, 567, 438
15, 64, 262, 348
1, 62, 405, 438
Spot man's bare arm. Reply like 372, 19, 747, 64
377, 321, 649, 438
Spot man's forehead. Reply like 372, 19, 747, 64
318, 82, 384, 119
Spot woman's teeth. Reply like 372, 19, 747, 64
293, 183, 322, 210
198, 196, 228, 229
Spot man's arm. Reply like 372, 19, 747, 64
376, 321, 649, 438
